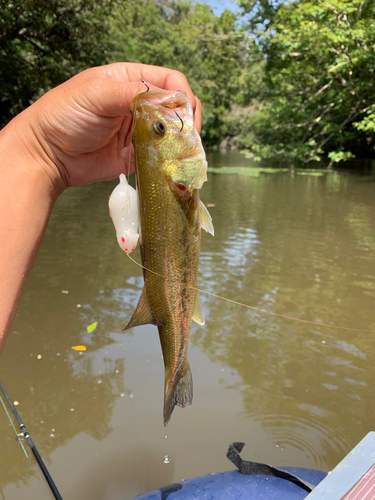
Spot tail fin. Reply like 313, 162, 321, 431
163, 364, 193, 426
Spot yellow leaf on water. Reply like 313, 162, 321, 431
71, 345, 87, 351
86, 322, 98, 333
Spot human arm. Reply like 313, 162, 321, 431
0, 63, 202, 354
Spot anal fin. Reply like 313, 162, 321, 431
125, 286, 156, 330
192, 291, 205, 325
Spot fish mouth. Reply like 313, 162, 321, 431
131, 90, 191, 116
131, 90, 194, 136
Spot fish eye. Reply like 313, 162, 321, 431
151, 121, 166, 136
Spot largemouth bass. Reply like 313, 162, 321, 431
126, 89, 213, 425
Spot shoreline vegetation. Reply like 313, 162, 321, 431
1, 0, 375, 168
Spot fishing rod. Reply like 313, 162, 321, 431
0, 380, 63, 500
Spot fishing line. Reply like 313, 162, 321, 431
126, 253, 374, 334
126, 142, 132, 182
0, 380, 63, 500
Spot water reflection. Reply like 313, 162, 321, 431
1, 164, 375, 498
0, 344, 128, 485
0, 182, 134, 487
195, 165, 375, 469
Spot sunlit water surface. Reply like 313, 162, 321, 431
1, 153, 375, 499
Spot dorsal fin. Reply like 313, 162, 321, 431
200, 201, 214, 236
124, 286, 156, 330
192, 291, 205, 325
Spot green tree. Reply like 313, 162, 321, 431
238, 0, 375, 163
110, 0, 248, 146
0, 0, 112, 128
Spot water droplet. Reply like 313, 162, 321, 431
163, 455, 171, 464
165, 435, 167, 439
13, 401, 19, 406
37, 354, 42, 359
97, 379, 102, 384
120, 393, 125, 397
70, 408, 75, 412
50, 433, 55, 438
16, 433, 24, 441
77, 304, 82, 308
129, 393, 133, 398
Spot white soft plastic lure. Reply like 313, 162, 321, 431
109, 174, 140, 254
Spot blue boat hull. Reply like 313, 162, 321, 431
133, 467, 327, 500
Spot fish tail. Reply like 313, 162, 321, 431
163, 363, 193, 426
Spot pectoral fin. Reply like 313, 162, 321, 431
192, 291, 205, 325
125, 287, 156, 330
200, 201, 214, 236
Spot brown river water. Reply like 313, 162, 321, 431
1, 153, 375, 499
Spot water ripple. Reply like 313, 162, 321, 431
253, 414, 351, 469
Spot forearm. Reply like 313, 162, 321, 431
0, 116, 59, 354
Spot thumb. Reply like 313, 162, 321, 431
82, 78, 161, 117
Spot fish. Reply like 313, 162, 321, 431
125, 89, 214, 425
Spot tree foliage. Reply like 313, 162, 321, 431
110, 0, 250, 146
238, 0, 375, 163
6, 0, 374, 163
0, 0, 112, 128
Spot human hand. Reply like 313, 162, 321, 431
11, 63, 202, 193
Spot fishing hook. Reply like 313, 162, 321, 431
174, 110, 184, 132
140, 78, 149, 92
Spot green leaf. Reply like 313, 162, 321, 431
87, 322, 98, 333
328, 151, 355, 163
